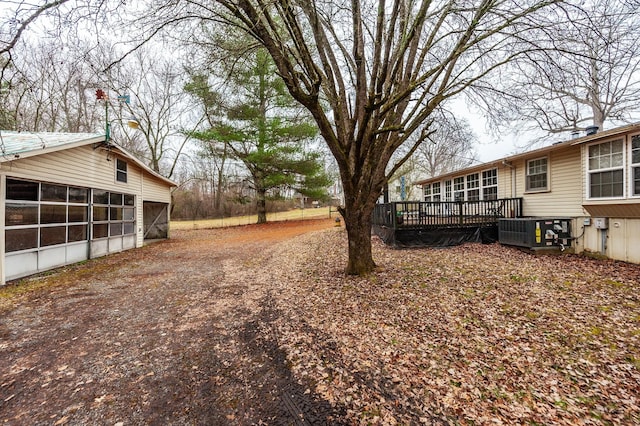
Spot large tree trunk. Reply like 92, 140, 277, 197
256, 187, 267, 224
341, 197, 377, 275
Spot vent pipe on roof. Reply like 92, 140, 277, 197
585, 125, 599, 136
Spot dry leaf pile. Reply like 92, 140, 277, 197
269, 229, 640, 425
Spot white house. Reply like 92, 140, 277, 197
1, 131, 175, 284
414, 123, 640, 264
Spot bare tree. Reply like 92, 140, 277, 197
0, 0, 71, 57
412, 111, 479, 179
480, 0, 640, 137
387, 110, 478, 200
189, 0, 561, 275
104, 48, 200, 178
1, 38, 101, 132
3, 0, 565, 275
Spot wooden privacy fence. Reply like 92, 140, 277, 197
373, 198, 523, 229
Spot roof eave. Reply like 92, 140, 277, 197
414, 122, 640, 186
0, 135, 105, 163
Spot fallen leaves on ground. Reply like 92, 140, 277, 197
269, 229, 640, 425
1, 221, 638, 425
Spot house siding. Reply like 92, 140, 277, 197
1, 145, 143, 192
143, 174, 172, 204
516, 147, 585, 217
497, 165, 513, 199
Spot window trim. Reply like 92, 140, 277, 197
481, 168, 498, 200
525, 156, 549, 193
586, 138, 625, 200
116, 158, 128, 183
630, 133, 640, 198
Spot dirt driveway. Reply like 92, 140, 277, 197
0, 218, 344, 425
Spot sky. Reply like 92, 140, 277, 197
453, 101, 522, 165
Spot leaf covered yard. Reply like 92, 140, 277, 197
0, 221, 638, 424
270, 231, 640, 424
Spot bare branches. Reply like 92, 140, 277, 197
482, 0, 640, 138
0, 0, 71, 56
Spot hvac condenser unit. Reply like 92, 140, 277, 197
498, 218, 572, 249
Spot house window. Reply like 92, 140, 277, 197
116, 158, 128, 183
432, 182, 441, 201
466, 173, 479, 201
6, 178, 38, 201
423, 184, 432, 201
632, 135, 640, 196
444, 180, 452, 201
453, 177, 465, 201
482, 169, 498, 200
423, 182, 441, 202
588, 139, 624, 198
526, 157, 548, 191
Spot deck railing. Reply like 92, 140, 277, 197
373, 198, 523, 229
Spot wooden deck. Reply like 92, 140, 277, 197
372, 199, 523, 247
373, 199, 523, 229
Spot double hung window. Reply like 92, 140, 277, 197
423, 184, 432, 201
432, 182, 441, 201
453, 177, 465, 201
466, 173, 480, 201
482, 169, 498, 200
444, 180, 452, 201
631, 135, 640, 196
526, 158, 548, 191
588, 139, 624, 198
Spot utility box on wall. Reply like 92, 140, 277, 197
498, 218, 572, 249
593, 217, 609, 229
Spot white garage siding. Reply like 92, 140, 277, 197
3, 145, 142, 191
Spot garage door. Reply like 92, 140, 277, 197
5, 178, 90, 281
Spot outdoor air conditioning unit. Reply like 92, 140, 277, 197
498, 218, 572, 250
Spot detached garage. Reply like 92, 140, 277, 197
0, 131, 175, 284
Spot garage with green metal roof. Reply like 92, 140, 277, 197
0, 131, 175, 284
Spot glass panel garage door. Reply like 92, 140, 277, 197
90, 190, 136, 258
5, 178, 90, 280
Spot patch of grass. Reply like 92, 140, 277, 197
525, 311, 540, 320
626, 356, 640, 370
588, 326, 603, 336
462, 288, 476, 299
0, 277, 58, 311
171, 207, 332, 230
605, 279, 625, 288
554, 400, 568, 410
575, 396, 595, 406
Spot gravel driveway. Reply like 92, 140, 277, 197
0, 219, 343, 425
